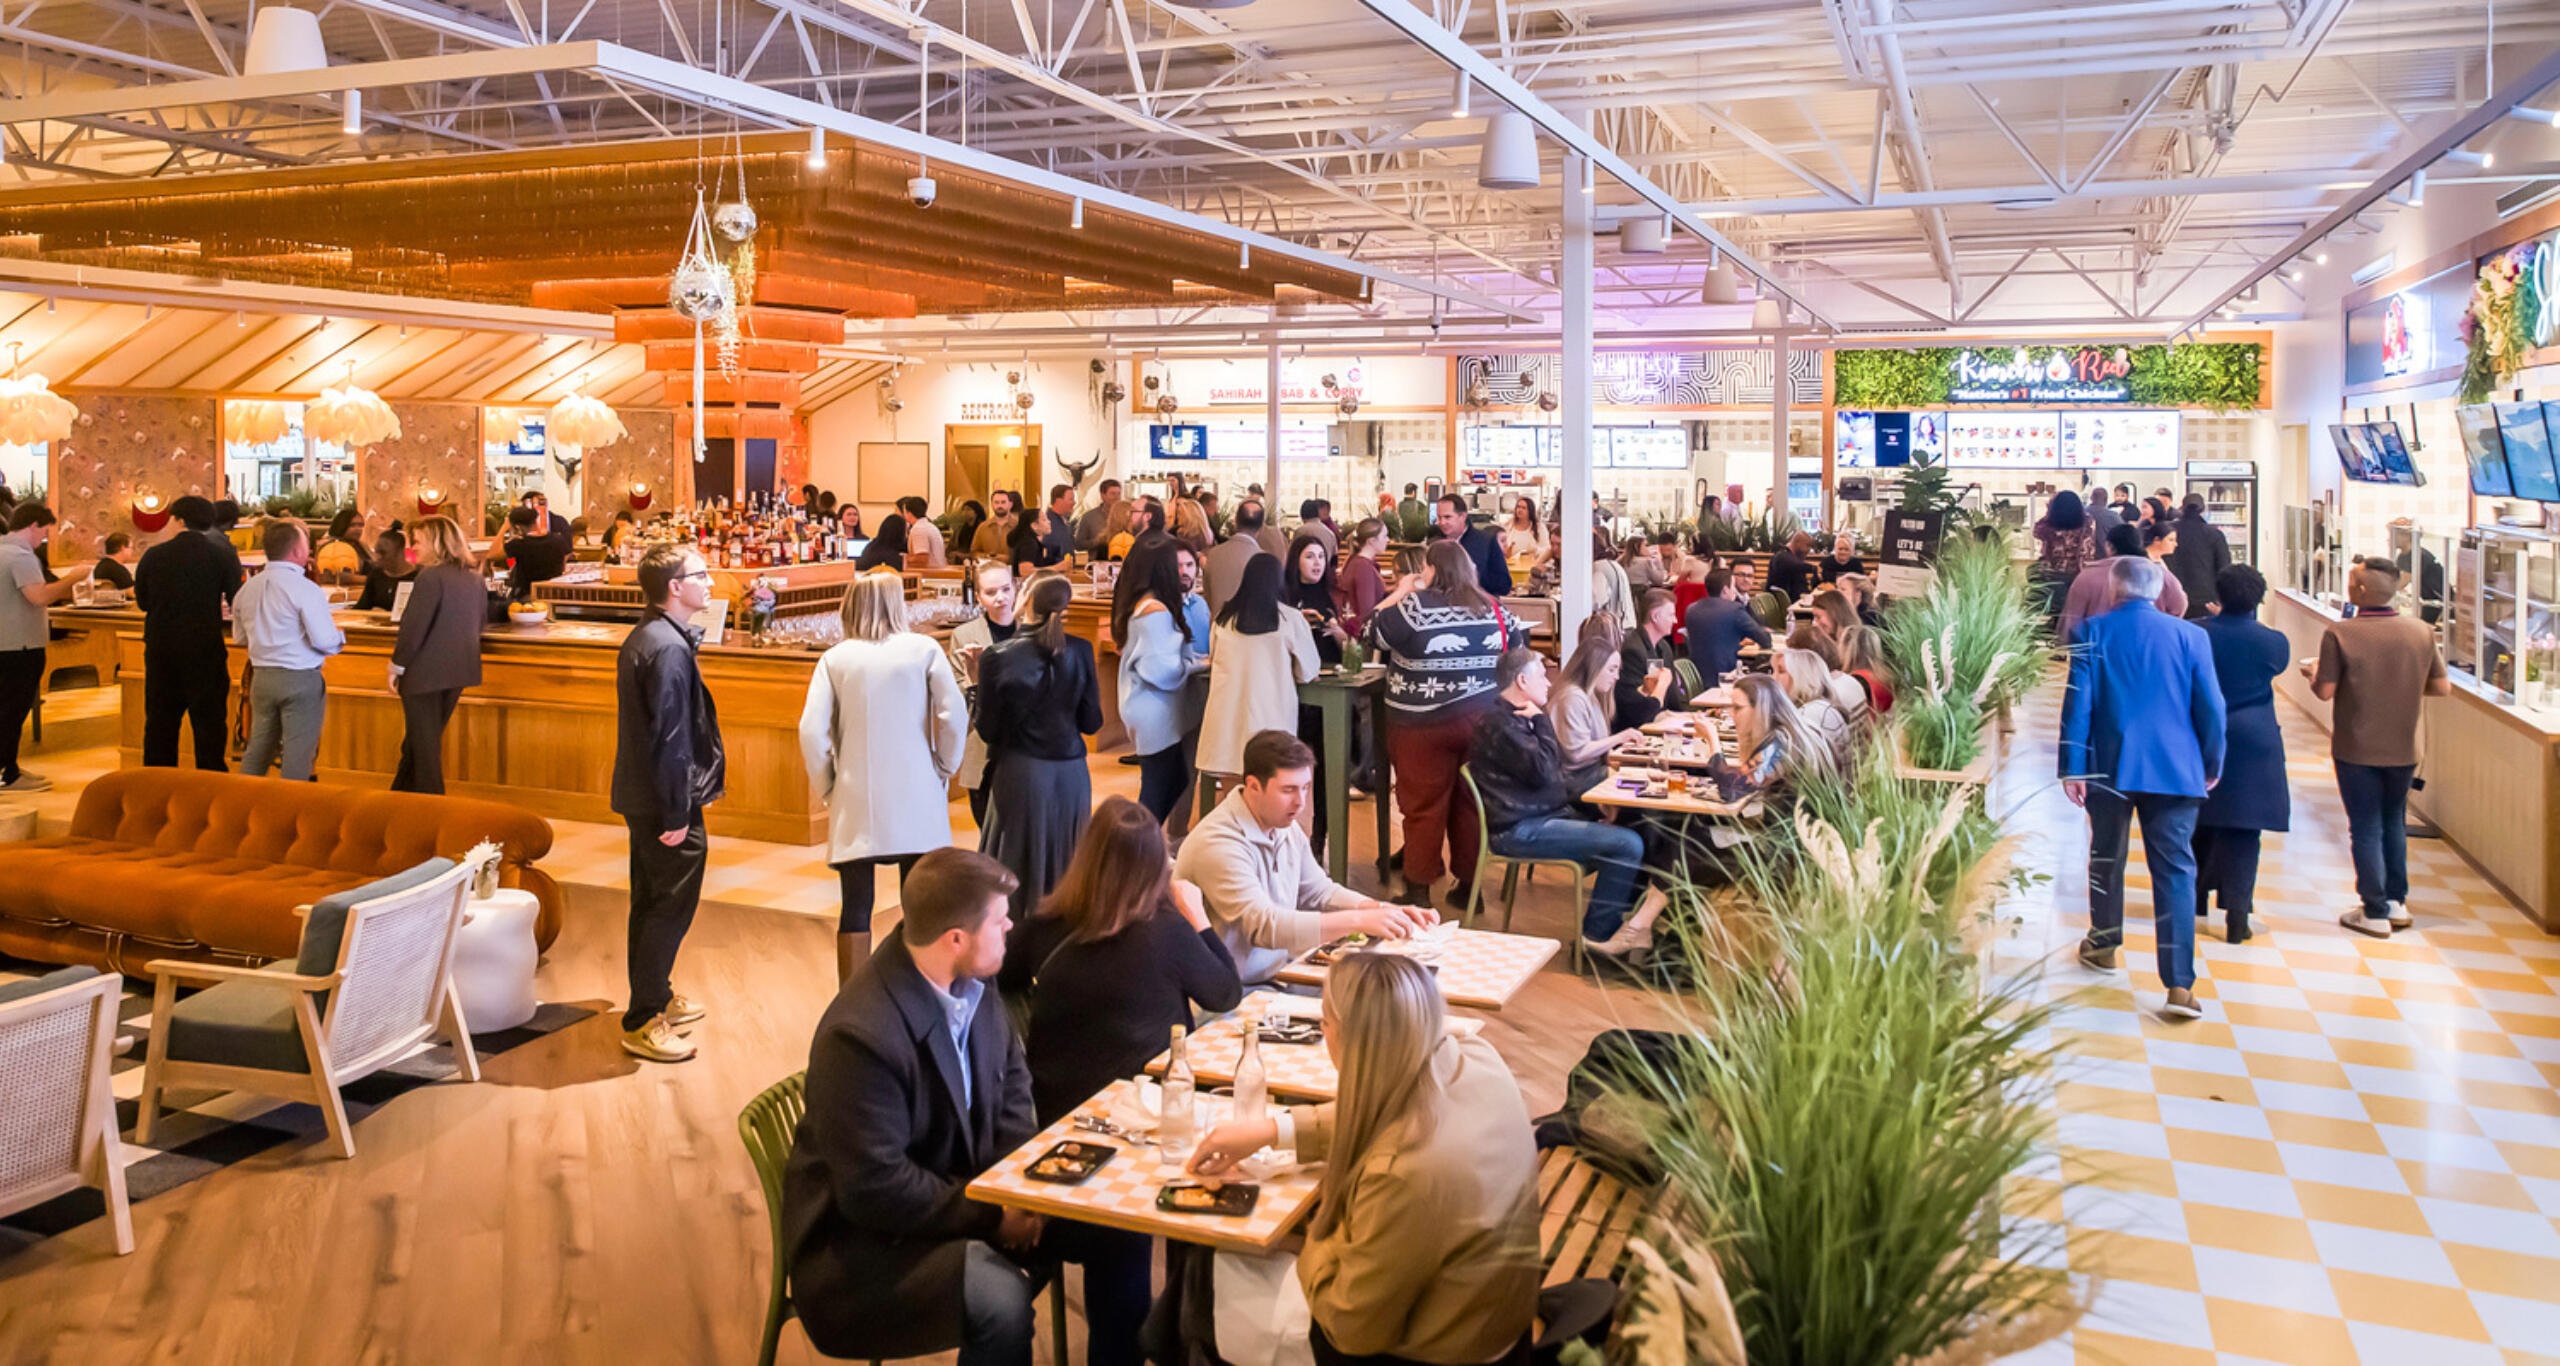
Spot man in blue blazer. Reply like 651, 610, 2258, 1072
2060, 556, 2228, 1022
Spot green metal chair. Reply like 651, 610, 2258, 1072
1459, 765, 1591, 971
739, 1072, 1075, 1366
1669, 657, 1706, 701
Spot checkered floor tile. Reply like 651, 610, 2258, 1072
1983, 682, 2560, 1365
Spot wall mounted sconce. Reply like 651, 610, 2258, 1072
628, 481, 654, 512
415, 484, 451, 516
130, 493, 170, 533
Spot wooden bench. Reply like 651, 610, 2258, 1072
1536, 1144, 1647, 1287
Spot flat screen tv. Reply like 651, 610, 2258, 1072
2327, 423, 2390, 484
2457, 404, 2515, 497
1148, 423, 1208, 460
1872, 411, 1914, 468
2501, 404, 2560, 502
2367, 421, 2421, 486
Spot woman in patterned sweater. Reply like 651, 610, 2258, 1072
1368, 539, 1522, 910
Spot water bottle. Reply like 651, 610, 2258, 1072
1232, 1024, 1268, 1125
1158, 1024, 1197, 1163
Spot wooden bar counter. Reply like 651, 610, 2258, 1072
53, 605, 831, 845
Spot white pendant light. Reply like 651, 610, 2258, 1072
547, 393, 627, 452
243, 7, 329, 76
1619, 216, 1667, 255
305, 363, 401, 448
480, 407, 522, 446
1701, 259, 1740, 305
228, 399, 292, 447
1477, 110, 1541, 191
1751, 296, 1787, 332
0, 344, 77, 448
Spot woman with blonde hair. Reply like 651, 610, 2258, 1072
1189, 953, 1540, 1366
800, 569, 969, 979
1709, 671, 1832, 801
387, 513, 487, 794
1835, 623, 1895, 714
1775, 647, 1854, 770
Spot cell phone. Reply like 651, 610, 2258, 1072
1158, 1182, 1260, 1216
1025, 1140, 1116, 1185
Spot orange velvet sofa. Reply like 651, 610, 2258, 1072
0, 769, 562, 976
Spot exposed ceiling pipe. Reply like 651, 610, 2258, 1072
1862, 0, 1964, 306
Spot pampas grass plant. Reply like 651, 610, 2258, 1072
1583, 744, 2079, 1365
1882, 533, 2050, 770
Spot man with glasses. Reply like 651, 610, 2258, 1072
611, 544, 727, 1063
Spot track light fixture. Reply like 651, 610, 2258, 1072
1070, 197, 1084, 230
341, 91, 362, 136
2505, 106, 2560, 127
1451, 72, 1470, 119
2443, 148, 2492, 168
806, 124, 826, 169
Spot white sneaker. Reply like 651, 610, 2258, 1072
2386, 901, 2413, 929
620, 1016, 697, 1063
0, 771, 52, 792
2339, 910, 2392, 939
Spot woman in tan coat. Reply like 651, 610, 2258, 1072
1190, 954, 1541, 1365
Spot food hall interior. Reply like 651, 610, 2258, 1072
8, 6, 2560, 1366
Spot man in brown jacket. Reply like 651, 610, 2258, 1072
2306, 558, 2449, 939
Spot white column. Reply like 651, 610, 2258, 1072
1770, 325, 1792, 525
1559, 150, 1595, 640
1265, 331, 1284, 510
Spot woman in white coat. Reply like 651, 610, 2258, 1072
799, 569, 969, 981
1195, 555, 1318, 795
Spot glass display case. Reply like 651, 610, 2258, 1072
2457, 525, 2558, 704
2387, 521, 2456, 655
2281, 503, 2343, 603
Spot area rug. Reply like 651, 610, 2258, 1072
0, 962, 593, 1253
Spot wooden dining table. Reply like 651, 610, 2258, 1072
964, 1079, 1326, 1253
1580, 769, 1752, 820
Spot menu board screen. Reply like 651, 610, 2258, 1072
2328, 423, 2389, 483
1465, 426, 1542, 468
1608, 427, 1689, 469
2058, 410, 2181, 470
2457, 404, 2515, 497
1946, 412, 2059, 467
2510, 403, 2560, 501
1834, 411, 1876, 469
2367, 422, 2420, 486
1149, 424, 1207, 460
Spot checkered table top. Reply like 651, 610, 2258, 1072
964, 1079, 1324, 1253
1271, 927, 1558, 1010
1609, 733, 1734, 770
1138, 991, 1489, 1101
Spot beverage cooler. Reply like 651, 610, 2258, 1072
2184, 460, 2257, 565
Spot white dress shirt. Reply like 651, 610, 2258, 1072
232, 560, 346, 670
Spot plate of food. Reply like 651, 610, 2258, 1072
1025, 1140, 1117, 1185
1157, 1182, 1259, 1217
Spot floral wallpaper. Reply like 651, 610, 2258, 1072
50, 394, 220, 560
583, 408, 677, 522
361, 401, 481, 532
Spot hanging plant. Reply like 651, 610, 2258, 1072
2458, 244, 2542, 404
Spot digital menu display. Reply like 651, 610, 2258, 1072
2367, 422, 2420, 486
1911, 413, 1944, 466
2511, 403, 2560, 501
1946, 412, 2059, 467
1149, 424, 1208, 460
2328, 423, 2389, 484
1834, 410, 1876, 469
2457, 404, 2515, 497
2058, 410, 2180, 470
1872, 412, 1914, 467
1608, 427, 1690, 469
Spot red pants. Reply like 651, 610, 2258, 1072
1387, 710, 1482, 892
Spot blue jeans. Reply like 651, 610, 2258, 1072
960, 1240, 1038, 1366
2335, 761, 2416, 919
2084, 789, 2202, 990
1490, 815, 1646, 938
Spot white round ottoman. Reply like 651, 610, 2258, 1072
451, 889, 541, 1033
0, 803, 36, 842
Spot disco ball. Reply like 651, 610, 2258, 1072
712, 200, 760, 243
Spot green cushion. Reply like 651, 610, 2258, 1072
294, 858, 459, 977
0, 965, 99, 1006
164, 972, 312, 1073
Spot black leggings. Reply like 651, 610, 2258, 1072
834, 854, 921, 935
1136, 746, 1191, 824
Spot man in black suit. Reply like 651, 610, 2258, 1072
2163, 492, 2234, 621
132, 496, 243, 770
1429, 494, 1512, 596
783, 848, 1045, 1366
610, 544, 725, 1063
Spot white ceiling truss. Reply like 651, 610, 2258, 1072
0, 0, 2556, 354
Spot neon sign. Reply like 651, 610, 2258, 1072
1948, 347, 2137, 403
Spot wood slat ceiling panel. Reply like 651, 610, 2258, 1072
166, 314, 333, 392
59, 305, 228, 387
230, 317, 384, 393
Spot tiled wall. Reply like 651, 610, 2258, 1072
363, 401, 482, 532
51, 394, 220, 559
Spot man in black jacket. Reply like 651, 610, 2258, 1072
133, 496, 243, 770
783, 848, 1045, 1365
611, 544, 726, 1063
1469, 650, 1660, 960
1429, 494, 1513, 596
2163, 492, 2233, 620
1612, 588, 1687, 727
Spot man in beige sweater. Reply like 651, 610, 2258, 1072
1173, 731, 1428, 983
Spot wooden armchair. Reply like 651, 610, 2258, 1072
135, 856, 485, 1161
0, 966, 131, 1254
